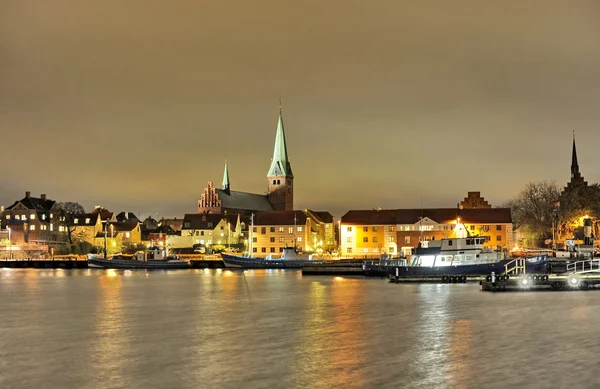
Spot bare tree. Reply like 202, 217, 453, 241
507, 181, 561, 242
57, 202, 86, 244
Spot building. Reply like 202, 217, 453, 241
70, 212, 103, 246
250, 210, 335, 256
197, 105, 294, 216
341, 207, 513, 258
0, 192, 67, 245
158, 217, 183, 232
94, 221, 142, 252
565, 134, 588, 191
116, 211, 141, 223
179, 213, 245, 248
458, 192, 492, 209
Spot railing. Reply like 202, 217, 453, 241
566, 259, 600, 273
504, 258, 526, 275
365, 259, 408, 267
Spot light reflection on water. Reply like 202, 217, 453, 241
2, 269, 600, 388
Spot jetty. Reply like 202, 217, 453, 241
301, 260, 365, 276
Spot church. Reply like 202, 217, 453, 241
197, 106, 294, 216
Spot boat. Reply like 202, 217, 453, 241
87, 246, 190, 269
221, 247, 324, 269
363, 236, 548, 277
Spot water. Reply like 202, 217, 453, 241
1, 269, 600, 389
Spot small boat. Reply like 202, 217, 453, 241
221, 247, 324, 269
363, 236, 548, 277
88, 246, 190, 269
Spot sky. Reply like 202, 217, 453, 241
1, 1, 600, 219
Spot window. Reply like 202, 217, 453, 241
347, 248, 352, 253
389, 237, 394, 242
363, 237, 368, 242
326, 224, 331, 229
347, 237, 352, 243
14, 215, 19, 220
125, 232, 130, 238
373, 248, 379, 253
261, 247, 266, 253
270, 237, 275, 243
208, 231, 212, 236
363, 248, 369, 253
74, 218, 79, 224
297, 237, 303, 242
261, 227, 266, 234
270, 227, 275, 233
252, 248, 257, 253
470, 225, 475, 230
288, 227, 293, 234
347, 226, 352, 232
389, 246, 395, 252
270, 247, 275, 253
280, 247, 284, 252
279, 237, 285, 242
30, 225, 35, 231
50, 223, 53, 231
404, 236, 410, 244
373, 237, 378, 243
184, 222, 191, 228
497, 236, 502, 241
372, 226, 378, 232
41, 225, 47, 231
252, 237, 257, 243
30, 214, 35, 220
220, 226, 224, 230
85, 218, 90, 224
388, 226, 394, 232
279, 227, 284, 232
208, 222, 213, 228
42, 214, 46, 220
50, 214, 53, 219
201, 231, 204, 236
363, 227, 368, 232
273, 180, 276, 185
297, 226, 303, 232
496, 225, 502, 231
448, 240, 453, 246
195, 231, 200, 236
253, 227, 257, 232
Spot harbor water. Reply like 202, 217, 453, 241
1, 269, 600, 389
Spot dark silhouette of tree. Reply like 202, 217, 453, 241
57, 202, 85, 244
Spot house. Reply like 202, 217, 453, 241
94, 221, 142, 252
148, 225, 176, 247
0, 192, 67, 245
179, 213, 244, 248
340, 207, 513, 258
158, 217, 183, 232
116, 211, 141, 223
70, 212, 103, 246
249, 210, 334, 256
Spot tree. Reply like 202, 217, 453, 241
57, 202, 85, 244
557, 183, 600, 241
507, 181, 561, 245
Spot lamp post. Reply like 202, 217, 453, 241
227, 222, 230, 250
7, 227, 11, 260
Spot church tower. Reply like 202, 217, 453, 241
267, 104, 294, 210
222, 159, 231, 195
567, 133, 587, 189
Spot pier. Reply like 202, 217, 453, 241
301, 260, 365, 276
1, 259, 88, 269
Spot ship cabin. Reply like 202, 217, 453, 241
410, 236, 503, 267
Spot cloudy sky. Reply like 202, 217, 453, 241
1, 1, 599, 218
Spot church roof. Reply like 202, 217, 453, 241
254, 210, 308, 226
215, 189, 274, 212
267, 108, 293, 177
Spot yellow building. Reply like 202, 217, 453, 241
94, 221, 142, 253
341, 208, 513, 258
250, 210, 334, 256
70, 213, 103, 246
180, 214, 243, 248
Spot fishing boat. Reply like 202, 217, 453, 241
363, 236, 548, 277
221, 247, 324, 269
87, 246, 190, 269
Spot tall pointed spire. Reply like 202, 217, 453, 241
222, 158, 230, 194
571, 131, 579, 178
267, 102, 293, 178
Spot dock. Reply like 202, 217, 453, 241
389, 274, 481, 283
302, 260, 365, 276
1, 259, 88, 269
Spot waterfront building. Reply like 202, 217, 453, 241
70, 212, 103, 246
178, 213, 245, 248
94, 221, 142, 252
197, 106, 294, 216
158, 217, 183, 232
340, 206, 513, 258
0, 192, 67, 245
116, 211, 141, 223
250, 210, 335, 255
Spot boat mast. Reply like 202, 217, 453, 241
103, 221, 108, 259
249, 213, 254, 256
294, 212, 297, 249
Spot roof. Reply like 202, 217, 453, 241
254, 210, 308, 226
116, 212, 140, 223
215, 189, 274, 212
6, 196, 56, 212
308, 210, 334, 224
159, 218, 183, 232
267, 108, 293, 177
341, 208, 512, 225
149, 225, 176, 235
91, 207, 114, 222
72, 213, 100, 226
182, 214, 227, 230
111, 222, 139, 232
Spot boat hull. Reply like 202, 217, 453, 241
221, 253, 322, 269
364, 256, 549, 277
88, 256, 190, 270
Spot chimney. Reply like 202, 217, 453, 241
25, 191, 31, 198
1, 206, 4, 212
41, 194, 47, 201
125, 212, 129, 219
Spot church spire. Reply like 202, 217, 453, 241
571, 132, 580, 179
267, 102, 293, 178
222, 158, 230, 194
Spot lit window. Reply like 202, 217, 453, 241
388, 226, 394, 232
279, 237, 284, 242
15, 215, 20, 220
85, 218, 90, 224
288, 227, 293, 234
389, 237, 394, 242
208, 231, 212, 236
42, 214, 46, 220
297, 227, 303, 232
30, 225, 35, 231
389, 246, 395, 252
50, 214, 53, 219
363, 248, 368, 253
404, 236, 410, 244
373, 237, 378, 243
297, 237, 303, 242
373, 248, 379, 253
22, 215, 26, 220
126, 232, 130, 238
41, 225, 47, 231
30, 214, 35, 220
326, 224, 331, 229
50, 224, 53, 231
372, 226, 378, 232
347, 237, 352, 243
74, 218, 79, 224
279, 227, 284, 232
347, 248, 352, 253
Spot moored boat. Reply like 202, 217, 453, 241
363, 236, 548, 277
221, 247, 324, 269
88, 247, 190, 269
